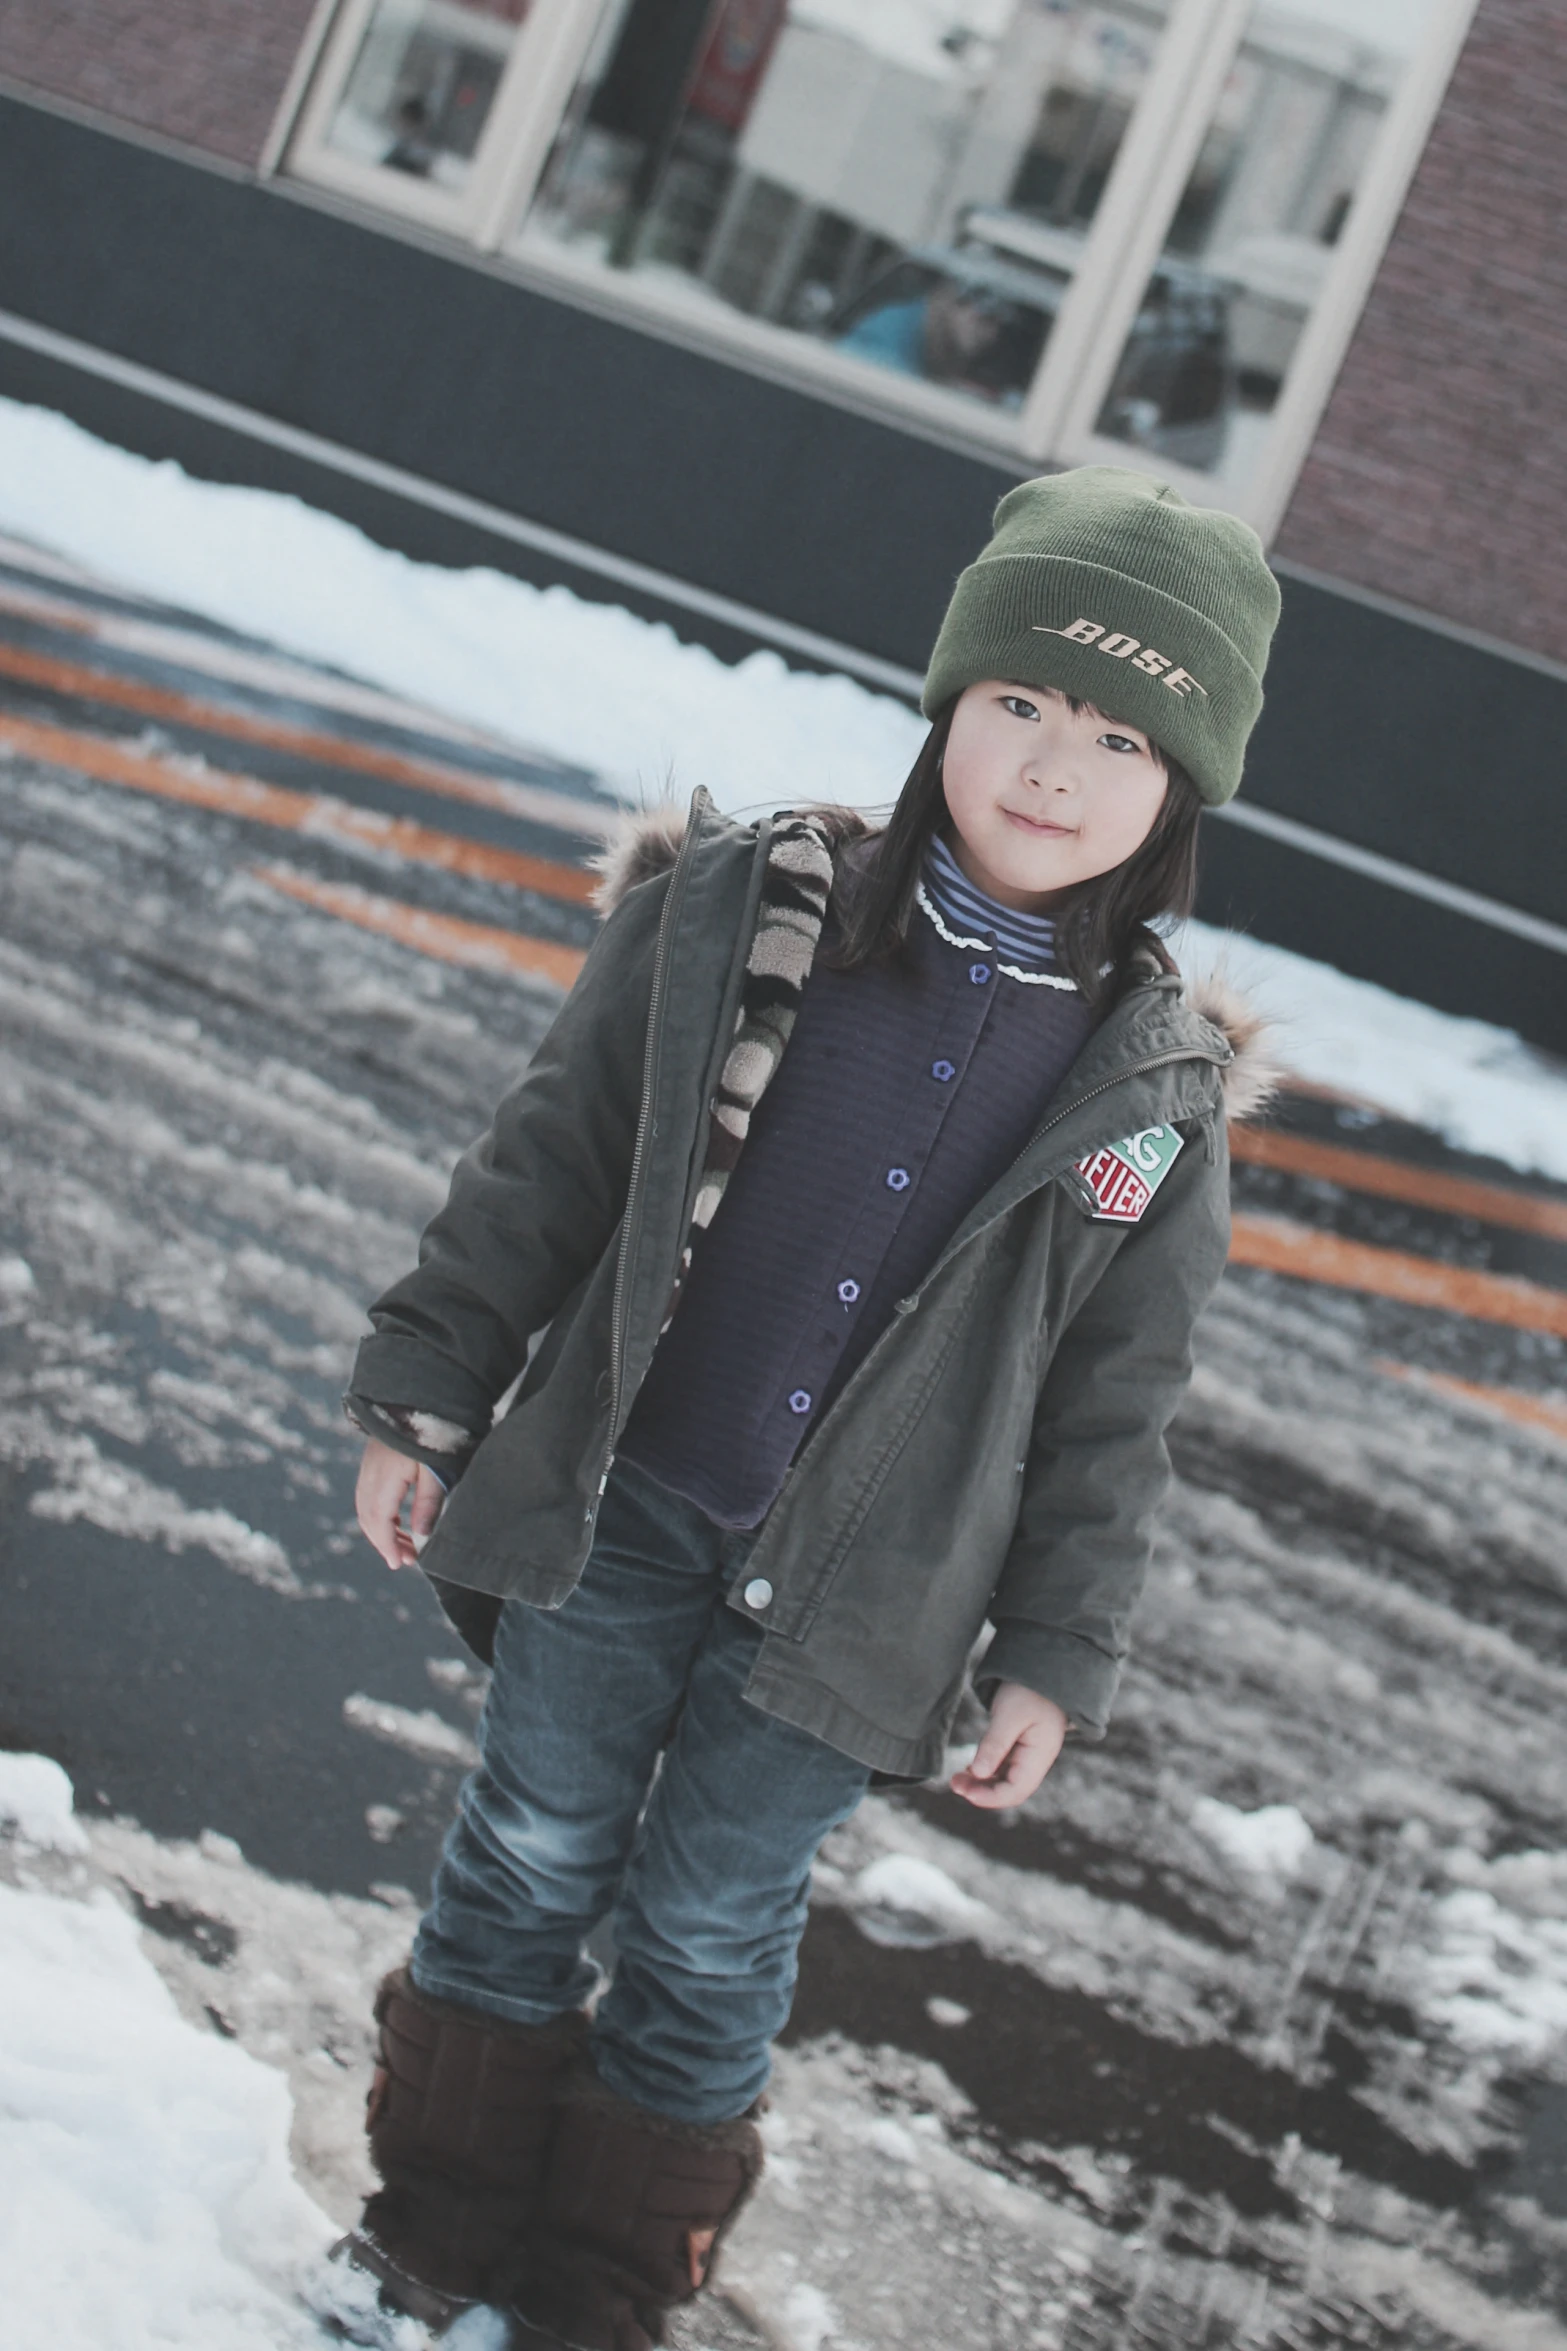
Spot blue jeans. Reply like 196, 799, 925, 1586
410, 1457, 870, 2123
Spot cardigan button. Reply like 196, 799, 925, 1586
836, 1277, 860, 1303
968, 962, 991, 985
931, 1059, 956, 1082
886, 1167, 911, 1191
788, 1389, 813, 1414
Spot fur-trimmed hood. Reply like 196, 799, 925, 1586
589, 799, 874, 912
588, 801, 1279, 1124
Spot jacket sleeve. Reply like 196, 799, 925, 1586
344, 870, 669, 1450
979, 1116, 1230, 1738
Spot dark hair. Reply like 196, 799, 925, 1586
824, 701, 1202, 1010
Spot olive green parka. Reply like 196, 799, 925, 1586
348, 790, 1271, 1777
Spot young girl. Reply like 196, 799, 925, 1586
339, 467, 1280, 2348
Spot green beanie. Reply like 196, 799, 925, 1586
922, 467, 1281, 806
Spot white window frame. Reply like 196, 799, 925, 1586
1014, 0, 1258, 462
271, 0, 1481, 541
282, 0, 600, 242
1021, 0, 1481, 539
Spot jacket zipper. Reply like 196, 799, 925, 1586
906, 1039, 1231, 1306
760, 1037, 1234, 1620
778, 1039, 1230, 1490
588, 790, 710, 1524
1027, 1041, 1228, 1157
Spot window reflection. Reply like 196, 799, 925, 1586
524, 0, 1173, 413
326, 0, 531, 190
1095, 0, 1430, 485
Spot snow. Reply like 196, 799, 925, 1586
1404, 1847, 1567, 2063
0, 1756, 1093, 2351
1411, 1888, 1567, 2060
780, 2280, 849, 2351
0, 1751, 88, 1854
0, 1763, 335, 2351
1172, 914, 1567, 1179
2, 1739, 1565, 2349
0, 397, 923, 827
27, 1435, 306, 1595
1189, 1797, 1317, 1889
847, 1852, 992, 1947
0, 1251, 37, 1298
2, 391, 1565, 1184
342, 1692, 481, 1768
859, 2116, 922, 2165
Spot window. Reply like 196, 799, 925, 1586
322, 0, 532, 192
280, 0, 1478, 533
1076, 0, 1447, 505
284, 0, 563, 236
520, 0, 1178, 421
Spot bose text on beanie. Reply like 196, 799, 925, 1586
922, 467, 1282, 806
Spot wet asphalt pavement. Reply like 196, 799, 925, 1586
2, 532, 1566, 2350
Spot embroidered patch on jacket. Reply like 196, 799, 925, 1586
1075, 1126, 1185, 1223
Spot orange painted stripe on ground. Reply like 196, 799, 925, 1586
0, 575, 503, 744
1228, 1212, 1567, 1336
1231, 1123, 1567, 1242
1276, 1077, 1380, 1110
1374, 1359, 1567, 1445
0, 581, 99, 642
252, 865, 586, 988
0, 713, 599, 902
0, 640, 614, 840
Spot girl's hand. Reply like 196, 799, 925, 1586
356, 1436, 446, 1571
950, 1682, 1069, 1809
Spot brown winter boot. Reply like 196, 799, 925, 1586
505, 2065, 765, 2351
338, 1966, 591, 2330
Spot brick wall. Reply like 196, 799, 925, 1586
1275, 0, 1567, 666
0, 0, 320, 167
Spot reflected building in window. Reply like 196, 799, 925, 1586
264, 0, 1475, 533
326, 0, 532, 190
525, 0, 1176, 416
1094, 0, 1427, 490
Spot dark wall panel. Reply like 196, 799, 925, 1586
0, 339, 786, 670
1195, 820, 1564, 1050
1248, 575, 1564, 925
0, 94, 1012, 670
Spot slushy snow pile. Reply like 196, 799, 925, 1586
1190, 1797, 1317, 1890
0, 1755, 338, 2351
1410, 1847, 1567, 2062
0, 397, 920, 826
1168, 914, 1567, 1181
847, 1852, 993, 1947
0, 1751, 89, 1854
2, 393, 1565, 1181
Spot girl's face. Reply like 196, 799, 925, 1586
940, 679, 1169, 913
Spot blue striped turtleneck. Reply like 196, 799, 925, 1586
922, 834, 1060, 972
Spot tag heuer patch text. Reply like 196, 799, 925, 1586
1076, 1126, 1185, 1223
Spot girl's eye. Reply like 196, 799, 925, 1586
1001, 695, 1040, 721
1099, 732, 1144, 756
